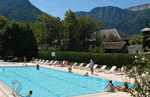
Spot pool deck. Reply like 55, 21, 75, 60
0, 62, 134, 97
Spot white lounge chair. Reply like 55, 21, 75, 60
36, 59, 41, 63
46, 60, 53, 65
40, 60, 47, 64
34, 59, 38, 63
80, 64, 90, 70
74, 63, 84, 69
62, 61, 65, 65
95, 65, 106, 72
49, 60, 57, 66
42, 60, 49, 65
52, 61, 58, 65
87, 64, 98, 71
38, 60, 45, 64
104, 66, 117, 74
37, 59, 43, 64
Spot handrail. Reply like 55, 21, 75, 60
12, 80, 22, 96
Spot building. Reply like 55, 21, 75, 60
90, 29, 132, 53
127, 44, 143, 54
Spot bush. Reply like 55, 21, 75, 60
38, 51, 136, 67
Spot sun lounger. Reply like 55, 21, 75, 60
34, 59, 38, 63
104, 66, 117, 74
63, 61, 68, 66
46, 60, 53, 65
49, 60, 57, 66
43, 60, 49, 65
80, 64, 90, 70
52, 61, 58, 65
40, 60, 48, 65
48, 60, 54, 65
87, 64, 98, 71
39, 60, 45, 64
62, 61, 65, 64
58, 61, 68, 67
36, 59, 42, 64
95, 65, 106, 72
72, 62, 78, 68
115, 66, 126, 75
74, 63, 84, 69
30, 58, 37, 63
37, 59, 44, 64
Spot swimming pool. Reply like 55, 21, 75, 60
0, 67, 133, 97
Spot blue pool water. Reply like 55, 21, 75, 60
0, 67, 133, 97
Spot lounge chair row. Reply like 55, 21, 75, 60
33, 59, 129, 74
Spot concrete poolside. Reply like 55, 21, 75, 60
0, 62, 134, 97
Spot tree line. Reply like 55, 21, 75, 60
0, 9, 105, 59
0, 9, 143, 59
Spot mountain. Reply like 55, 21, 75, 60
125, 3, 150, 11
0, 0, 43, 23
75, 4, 150, 35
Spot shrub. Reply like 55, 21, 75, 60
38, 51, 135, 67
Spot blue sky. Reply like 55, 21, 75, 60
29, 0, 150, 20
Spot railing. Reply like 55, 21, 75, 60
12, 80, 22, 96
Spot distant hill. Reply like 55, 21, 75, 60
125, 3, 150, 11
0, 0, 43, 23
0, 0, 150, 35
75, 4, 150, 35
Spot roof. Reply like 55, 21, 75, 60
91, 29, 132, 41
140, 27, 150, 33
104, 41, 126, 49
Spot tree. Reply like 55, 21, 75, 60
107, 34, 119, 41
77, 16, 105, 51
0, 16, 9, 30
63, 9, 79, 51
126, 46, 150, 97
1, 20, 38, 59
89, 41, 106, 53
129, 34, 143, 45
35, 13, 62, 50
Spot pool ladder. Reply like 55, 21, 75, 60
12, 80, 22, 96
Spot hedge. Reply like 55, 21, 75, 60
38, 51, 136, 67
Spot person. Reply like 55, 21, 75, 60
84, 72, 89, 76
115, 68, 121, 73
23, 56, 27, 66
58, 62, 63, 67
26, 90, 33, 97
115, 82, 128, 92
68, 65, 72, 73
104, 80, 115, 92
3, 69, 5, 71
31, 57, 35, 63
90, 59, 94, 74
36, 64, 40, 70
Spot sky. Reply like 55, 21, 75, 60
29, 0, 150, 20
